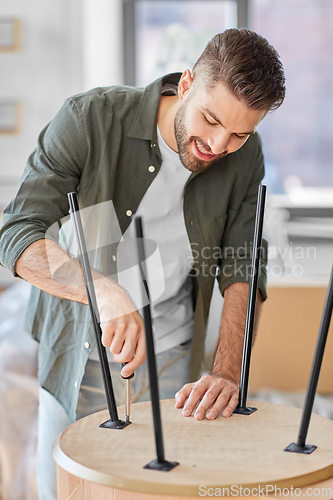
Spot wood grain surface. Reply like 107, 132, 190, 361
56, 467, 333, 500
53, 399, 333, 497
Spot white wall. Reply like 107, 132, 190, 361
0, 0, 84, 208
82, 0, 124, 90
0, 0, 124, 210
0, 0, 124, 285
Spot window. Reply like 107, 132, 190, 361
250, 0, 333, 194
123, 0, 246, 86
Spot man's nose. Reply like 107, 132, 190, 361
207, 132, 229, 155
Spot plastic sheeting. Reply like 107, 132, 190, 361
0, 281, 38, 500
248, 389, 333, 425
251, 389, 333, 420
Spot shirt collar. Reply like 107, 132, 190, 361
128, 73, 182, 143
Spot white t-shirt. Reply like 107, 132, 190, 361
90, 127, 194, 359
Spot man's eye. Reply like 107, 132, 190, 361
234, 133, 248, 140
203, 115, 216, 125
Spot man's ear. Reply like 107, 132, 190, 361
178, 69, 194, 101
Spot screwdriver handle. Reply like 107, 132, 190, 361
121, 362, 134, 380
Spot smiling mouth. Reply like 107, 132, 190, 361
195, 140, 214, 155
193, 139, 222, 162
193, 140, 228, 162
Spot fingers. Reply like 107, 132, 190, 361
100, 313, 146, 376
194, 384, 224, 420
111, 322, 138, 361
175, 375, 239, 420
109, 324, 126, 354
204, 389, 238, 420
175, 383, 195, 408
97, 280, 146, 373
101, 322, 116, 348
120, 335, 146, 377
222, 392, 239, 418
181, 375, 211, 417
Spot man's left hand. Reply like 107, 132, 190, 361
175, 374, 239, 420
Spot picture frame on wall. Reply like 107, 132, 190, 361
0, 18, 22, 52
123, 0, 248, 86
0, 102, 22, 135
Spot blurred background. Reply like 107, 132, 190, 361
0, 1, 333, 499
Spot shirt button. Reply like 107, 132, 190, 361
126, 210, 132, 217
112, 255, 117, 262
148, 165, 155, 173
190, 219, 194, 226
84, 341, 90, 349
74, 381, 79, 388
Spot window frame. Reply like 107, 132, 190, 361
122, 0, 249, 86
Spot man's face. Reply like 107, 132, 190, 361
174, 79, 267, 173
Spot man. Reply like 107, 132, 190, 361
0, 29, 285, 499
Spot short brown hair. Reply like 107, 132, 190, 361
193, 28, 285, 111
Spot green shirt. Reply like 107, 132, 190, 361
0, 73, 267, 422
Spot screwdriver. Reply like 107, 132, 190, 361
121, 363, 134, 422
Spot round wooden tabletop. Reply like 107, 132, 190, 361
53, 399, 333, 497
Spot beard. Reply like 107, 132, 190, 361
174, 97, 226, 173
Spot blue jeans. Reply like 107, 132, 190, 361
37, 340, 192, 500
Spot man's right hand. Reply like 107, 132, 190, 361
95, 278, 146, 377
16, 239, 146, 377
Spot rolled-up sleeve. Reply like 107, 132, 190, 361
0, 98, 87, 276
217, 139, 268, 301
